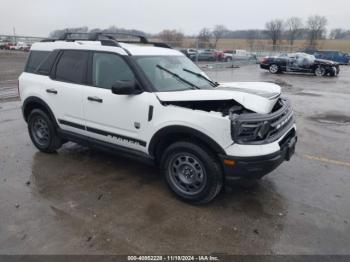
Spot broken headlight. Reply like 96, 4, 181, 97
230, 98, 294, 144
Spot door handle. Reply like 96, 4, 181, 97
87, 96, 103, 103
46, 88, 57, 94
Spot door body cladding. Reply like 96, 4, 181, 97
57, 129, 154, 165
57, 119, 147, 147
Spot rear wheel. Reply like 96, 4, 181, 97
269, 64, 279, 74
28, 109, 62, 153
225, 57, 232, 62
160, 141, 223, 204
314, 66, 326, 76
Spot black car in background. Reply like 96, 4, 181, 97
260, 53, 340, 77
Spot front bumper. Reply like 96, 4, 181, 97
220, 128, 297, 181
260, 64, 270, 70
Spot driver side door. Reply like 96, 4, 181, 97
286, 55, 298, 72
82, 51, 153, 152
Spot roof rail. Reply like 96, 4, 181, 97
40, 32, 172, 49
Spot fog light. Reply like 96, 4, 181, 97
224, 159, 236, 166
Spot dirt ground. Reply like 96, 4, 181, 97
0, 50, 27, 101
0, 53, 350, 255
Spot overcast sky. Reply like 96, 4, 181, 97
0, 0, 349, 37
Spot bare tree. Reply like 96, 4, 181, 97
329, 28, 350, 39
212, 25, 227, 48
307, 15, 328, 48
286, 17, 303, 46
197, 28, 212, 48
158, 29, 184, 47
265, 19, 284, 50
330, 28, 343, 39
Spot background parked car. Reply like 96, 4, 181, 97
23, 45, 31, 52
193, 49, 216, 61
180, 48, 198, 59
213, 49, 224, 61
313, 50, 350, 65
192, 49, 224, 61
8, 43, 17, 50
260, 52, 340, 77
223, 49, 257, 62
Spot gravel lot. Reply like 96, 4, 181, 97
0, 50, 27, 101
0, 53, 350, 255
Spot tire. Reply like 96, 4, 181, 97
330, 67, 338, 77
160, 141, 223, 204
269, 64, 279, 74
28, 109, 62, 153
225, 57, 232, 62
314, 66, 326, 76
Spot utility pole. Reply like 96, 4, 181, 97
13, 27, 16, 44
196, 37, 199, 64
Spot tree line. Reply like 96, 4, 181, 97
197, 15, 329, 49
49, 15, 350, 50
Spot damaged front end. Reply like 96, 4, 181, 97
230, 98, 294, 144
160, 99, 252, 116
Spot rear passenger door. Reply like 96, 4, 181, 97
48, 50, 88, 134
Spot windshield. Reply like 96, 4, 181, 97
134, 55, 215, 92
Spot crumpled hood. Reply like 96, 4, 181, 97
156, 82, 281, 114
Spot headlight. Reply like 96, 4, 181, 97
231, 98, 294, 144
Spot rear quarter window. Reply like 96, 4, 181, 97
25, 51, 51, 73
36, 50, 59, 75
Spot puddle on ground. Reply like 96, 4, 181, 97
309, 113, 350, 125
0, 119, 14, 124
268, 79, 293, 87
294, 92, 322, 97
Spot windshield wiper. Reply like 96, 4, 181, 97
156, 64, 200, 90
183, 68, 219, 87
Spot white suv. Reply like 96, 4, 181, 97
19, 33, 297, 203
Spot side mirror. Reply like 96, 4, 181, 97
111, 80, 142, 95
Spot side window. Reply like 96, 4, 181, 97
55, 50, 88, 84
25, 51, 50, 73
92, 52, 135, 89
37, 50, 59, 75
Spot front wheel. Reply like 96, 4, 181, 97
314, 66, 326, 76
160, 141, 223, 204
28, 109, 62, 153
269, 64, 279, 74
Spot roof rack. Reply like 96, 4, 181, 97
40, 32, 172, 49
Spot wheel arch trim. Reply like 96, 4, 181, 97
22, 96, 58, 127
148, 125, 226, 157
